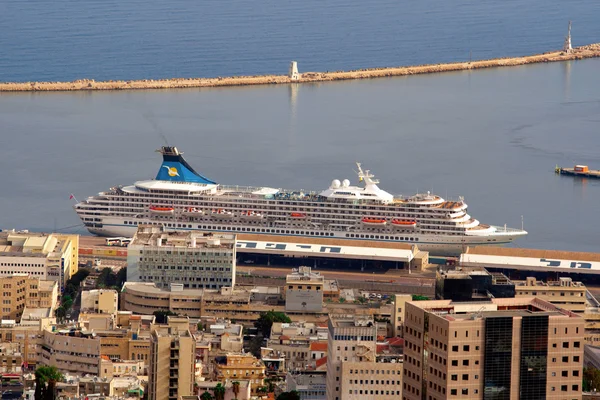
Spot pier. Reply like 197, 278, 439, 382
1, 43, 600, 92
555, 164, 600, 179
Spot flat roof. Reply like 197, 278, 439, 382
461, 246, 600, 275
236, 234, 414, 262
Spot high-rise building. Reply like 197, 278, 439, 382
127, 225, 236, 289
285, 266, 324, 312
326, 315, 403, 400
0, 274, 58, 321
148, 322, 196, 400
403, 297, 584, 400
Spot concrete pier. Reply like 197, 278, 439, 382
1, 43, 599, 92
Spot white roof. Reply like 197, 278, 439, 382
236, 239, 414, 262
131, 180, 217, 193
460, 253, 600, 274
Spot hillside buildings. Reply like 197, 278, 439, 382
403, 297, 584, 400
285, 267, 324, 313
127, 225, 236, 290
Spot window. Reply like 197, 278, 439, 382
461, 389, 468, 395
562, 356, 568, 362
562, 342, 569, 348
451, 360, 458, 366
451, 375, 457, 381
462, 374, 468, 380
450, 389, 457, 396
452, 345, 458, 352
561, 385, 567, 392
562, 371, 568, 377
462, 360, 469, 366
463, 345, 469, 351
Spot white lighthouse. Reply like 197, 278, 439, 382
563, 21, 572, 53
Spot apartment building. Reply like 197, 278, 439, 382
81, 289, 119, 314
127, 225, 236, 289
285, 267, 324, 313
392, 294, 412, 337
267, 321, 328, 371
213, 353, 266, 395
0, 232, 79, 291
515, 277, 587, 312
40, 329, 102, 375
326, 315, 403, 400
0, 274, 58, 321
148, 326, 196, 400
403, 297, 584, 400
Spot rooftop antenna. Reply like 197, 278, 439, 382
521, 215, 524, 231
563, 21, 573, 53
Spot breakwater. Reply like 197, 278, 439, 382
2, 44, 599, 92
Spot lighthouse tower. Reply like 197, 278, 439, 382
563, 21, 573, 53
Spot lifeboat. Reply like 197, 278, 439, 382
361, 217, 387, 226
149, 206, 174, 215
391, 219, 416, 228
211, 209, 234, 219
183, 207, 204, 217
240, 210, 263, 220
290, 212, 307, 219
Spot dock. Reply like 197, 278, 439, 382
555, 164, 600, 179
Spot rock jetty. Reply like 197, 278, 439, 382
1, 44, 599, 92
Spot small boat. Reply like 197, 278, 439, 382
149, 206, 174, 215
240, 210, 263, 220
211, 209, 234, 218
183, 207, 204, 216
391, 219, 416, 228
290, 212, 307, 219
362, 217, 386, 226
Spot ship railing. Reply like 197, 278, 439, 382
489, 225, 525, 233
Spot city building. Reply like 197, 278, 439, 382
81, 289, 119, 314
286, 372, 327, 400
0, 231, 79, 291
403, 297, 585, 400
213, 353, 266, 395
391, 294, 412, 337
326, 314, 403, 400
285, 267, 324, 313
127, 225, 236, 289
515, 277, 586, 313
267, 321, 328, 371
193, 380, 252, 400
0, 342, 23, 375
436, 268, 515, 301
40, 329, 102, 375
0, 274, 58, 321
148, 322, 196, 400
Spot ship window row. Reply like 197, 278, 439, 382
346, 233, 418, 241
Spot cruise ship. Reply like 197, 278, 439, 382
74, 146, 527, 255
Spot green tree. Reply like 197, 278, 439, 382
339, 297, 346, 303
55, 306, 66, 321
212, 383, 226, 400
232, 381, 240, 400
255, 311, 291, 338
197, 321, 205, 331
276, 391, 301, 400
153, 310, 178, 324
412, 294, 429, 301
116, 267, 127, 288
35, 365, 63, 400
583, 367, 600, 391
200, 391, 214, 400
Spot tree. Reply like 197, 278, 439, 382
116, 267, 127, 288
213, 383, 226, 400
153, 310, 178, 324
55, 306, 66, 321
412, 294, 429, 301
584, 367, 600, 391
197, 321, 205, 331
200, 391, 214, 400
276, 391, 301, 400
339, 297, 346, 303
35, 365, 63, 400
232, 381, 240, 400
255, 311, 291, 338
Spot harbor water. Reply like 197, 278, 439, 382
1, 58, 599, 252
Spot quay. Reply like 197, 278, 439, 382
556, 164, 600, 179
1, 43, 599, 92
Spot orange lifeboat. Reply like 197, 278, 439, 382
361, 217, 387, 226
240, 210, 264, 220
149, 206, 174, 215
392, 219, 416, 228
211, 209, 234, 218
183, 207, 204, 216
290, 212, 307, 219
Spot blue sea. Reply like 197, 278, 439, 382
0, 0, 599, 82
0, 0, 600, 253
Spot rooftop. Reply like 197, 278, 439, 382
131, 225, 235, 249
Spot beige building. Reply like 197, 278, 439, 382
213, 353, 266, 395
285, 267, 324, 313
148, 322, 196, 400
0, 342, 23, 374
515, 277, 587, 312
40, 329, 102, 375
127, 225, 236, 289
326, 315, 403, 400
0, 274, 58, 321
403, 297, 584, 400
391, 294, 412, 337
0, 232, 78, 291
267, 321, 328, 371
81, 289, 119, 314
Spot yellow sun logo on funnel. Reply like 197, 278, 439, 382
162, 166, 180, 177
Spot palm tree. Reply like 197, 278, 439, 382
35, 366, 63, 400
232, 381, 240, 400
200, 391, 214, 400
213, 383, 226, 400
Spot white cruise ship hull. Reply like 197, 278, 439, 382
75, 146, 527, 257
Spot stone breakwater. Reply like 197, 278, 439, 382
2, 44, 600, 92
